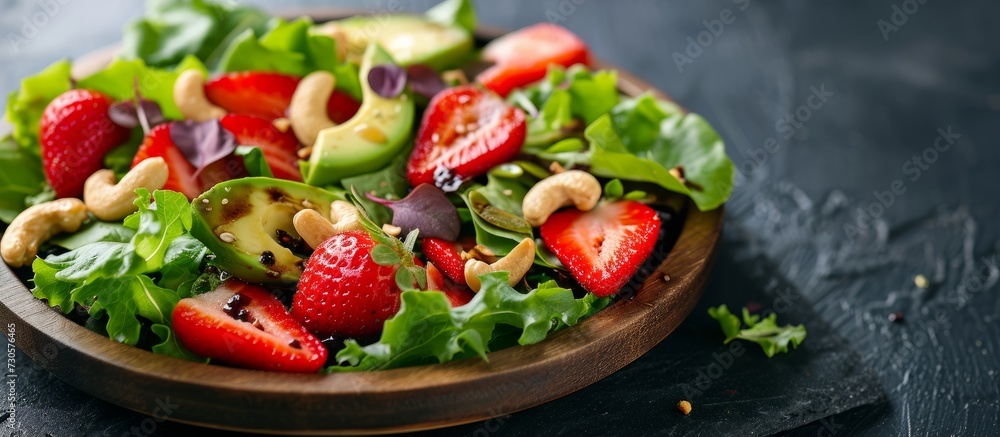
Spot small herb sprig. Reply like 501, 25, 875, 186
707, 305, 807, 358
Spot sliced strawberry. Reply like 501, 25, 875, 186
421, 237, 469, 286
132, 123, 247, 199
39, 89, 130, 198
205, 72, 300, 120
292, 231, 417, 339
205, 71, 362, 124
326, 89, 363, 124
219, 114, 302, 181
426, 262, 475, 307
406, 85, 526, 187
478, 23, 591, 97
540, 200, 661, 297
172, 280, 328, 373
132, 124, 201, 199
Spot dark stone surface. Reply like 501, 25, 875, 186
1, 0, 997, 435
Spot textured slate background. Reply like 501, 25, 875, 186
1, 0, 998, 435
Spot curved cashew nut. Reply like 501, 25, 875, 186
84, 158, 169, 221
174, 70, 226, 122
521, 170, 601, 227
1, 199, 89, 268
464, 238, 536, 292
289, 71, 337, 146
292, 200, 364, 249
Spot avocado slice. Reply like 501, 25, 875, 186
313, 15, 472, 70
302, 44, 416, 187
190, 178, 341, 285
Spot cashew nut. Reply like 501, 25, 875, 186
174, 70, 226, 122
292, 200, 364, 249
521, 170, 601, 227
464, 238, 535, 292
289, 71, 337, 146
84, 158, 169, 221
1, 199, 89, 268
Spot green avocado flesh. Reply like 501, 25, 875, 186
302, 43, 416, 187
190, 178, 341, 285
313, 15, 472, 69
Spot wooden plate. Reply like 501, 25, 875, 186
0, 11, 724, 435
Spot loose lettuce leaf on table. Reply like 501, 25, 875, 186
219, 17, 362, 99
708, 305, 807, 358
331, 273, 608, 372
4, 60, 72, 152
120, 0, 270, 70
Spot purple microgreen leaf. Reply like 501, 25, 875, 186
108, 99, 165, 131
366, 184, 461, 241
368, 64, 407, 99
405, 65, 447, 100
170, 120, 239, 178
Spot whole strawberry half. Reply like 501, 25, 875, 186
406, 85, 526, 187
540, 200, 661, 297
40, 89, 130, 198
292, 230, 416, 339
172, 280, 328, 373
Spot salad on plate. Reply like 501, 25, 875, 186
0, 0, 734, 374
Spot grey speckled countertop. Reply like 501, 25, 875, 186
1, 0, 998, 435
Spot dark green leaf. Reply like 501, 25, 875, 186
604, 179, 624, 200
341, 153, 410, 226
119, 0, 270, 70
235, 146, 274, 178
48, 221, 136, 251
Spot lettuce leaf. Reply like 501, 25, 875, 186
219, 18, 362, 99
47, 221, 136, 251
234, 146, 274, 178
427, 0, 477, 33
76, 56, 207, 120
4, 60, 72, 152
708, 305, 807, 358
511, 65, 619, 147
0, 136, 46, 223
124, 189, 193, 271
31, 189, 204, 361
585, 96, 734, 211
331, 273, 608, 371
120, 0, 270, 70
